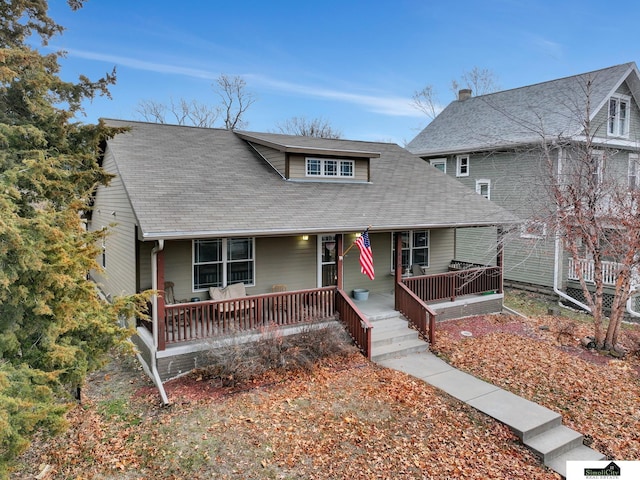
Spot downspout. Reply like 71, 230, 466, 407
149, 239, 169, 405
552, 145, 592, 312
625, 291, 640, 318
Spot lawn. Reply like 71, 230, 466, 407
11, 290, 639, 479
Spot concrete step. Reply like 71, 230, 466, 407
371, 337, 429, 362
524, 425, 584, 462
372, 321, 418, 345
466, 389, 562, 441
545, 444, 606, 478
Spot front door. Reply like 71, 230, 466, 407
318, 235, 337, 287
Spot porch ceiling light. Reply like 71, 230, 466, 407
302, 235, 309, 241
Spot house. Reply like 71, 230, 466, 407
407, 62, 640, 312
89, 119, 515, 398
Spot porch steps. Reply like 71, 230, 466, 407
370, 315, 429, 362
378, 351, 606, 479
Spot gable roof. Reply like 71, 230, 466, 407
407, 62, 640, 156
102, 119, 516, 240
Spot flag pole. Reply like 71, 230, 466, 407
343, 225, 372, 256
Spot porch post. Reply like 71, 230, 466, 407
497, 226, 504, 294
156, 246, 166, 351
395, 233, 403, 310
336, 234, 344, 290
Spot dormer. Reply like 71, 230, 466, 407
235, 131, 378, 183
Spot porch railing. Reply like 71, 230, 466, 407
395, 281, 436, 344
335, 289, 373, 359
403, 266, 502, 303
567, 258, 620, 286
161, 287, 337, 349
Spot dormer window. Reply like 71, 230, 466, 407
306, 158, 355, 178
608, 95, 630, 137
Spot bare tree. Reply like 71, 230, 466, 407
215, 74, 256, 130
450, 66, 501, 98
412, 67, 500, 120
411, 85, 439, 120
134, 74, 255, 129
532, 78, 640, 353
274, 116, 342, 138
136, 97, 220, 127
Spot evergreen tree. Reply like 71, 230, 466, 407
0, 1, 146, 473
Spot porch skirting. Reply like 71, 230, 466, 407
134, 321, 342, 382
429, 293, 504, 321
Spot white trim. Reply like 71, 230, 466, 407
430, 158, 447, 173
305, 157, 355, 178
456, 155, 469, 177
391, 230, 430, 272
192, 238, 256, 292
475, 179, 490, 199
607, 94, 631, 138
520, 221, 547, 239
629, 153, 639, 189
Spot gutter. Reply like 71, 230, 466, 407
150, 240, 170, 405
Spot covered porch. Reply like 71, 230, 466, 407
138, 231, 504, 370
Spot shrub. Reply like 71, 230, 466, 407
200, 322, 355, 386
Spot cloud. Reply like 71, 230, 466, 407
249, 76, 422, 117
530, 37, 564, 60
61, 48, 422, 118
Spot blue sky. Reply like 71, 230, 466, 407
45, 0, 640, 145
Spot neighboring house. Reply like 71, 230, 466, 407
89, 119, 514, 396
407, 62, 640, 311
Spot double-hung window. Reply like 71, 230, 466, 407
391, 230, 430, 271
193, 238, 255, 291
608, 95, 630, 137
306, 158, 354, 178
456, 155, 469, 177
475, 179, 491, 199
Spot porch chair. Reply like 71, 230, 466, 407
412, 264, 425, 276
271, 284, 288, 320
163, 281, 190, 329
164, 281, 188, 304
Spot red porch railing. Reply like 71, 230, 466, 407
403, 266, 501, 303
335, 289, 373, 359
161, 287, 337, 348
395, 281, 436, 344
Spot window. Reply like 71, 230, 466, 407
456, 155, 469, 177
520, 221, 547, 239
430, 158, 446, 173
590, 150, 604, 186
193, 238, 254, 291
306, 158, 354, 178
475, 179, 491, 199
391, 230, 430, 271
608, 95, 630, 137
629, 153, 640, 189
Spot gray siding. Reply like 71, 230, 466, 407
591, 81, 640, 141
250, 142, 286, 177
89, 148, 138, 297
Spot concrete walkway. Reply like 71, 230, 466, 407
355, 294, 605, 479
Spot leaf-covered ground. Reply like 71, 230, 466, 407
434, 306, 640, 461
12, 292, 640, 479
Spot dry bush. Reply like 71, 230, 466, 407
201, 322, 355, 386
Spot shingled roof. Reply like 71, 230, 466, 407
102, 119, 516, 240
407, 62, 640, 156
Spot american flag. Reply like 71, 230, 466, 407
355, 230, 375, 280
